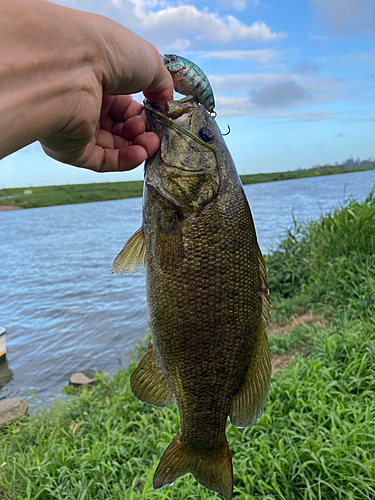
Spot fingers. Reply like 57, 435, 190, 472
77, 131, 160, 172
82, 144, 147, 172
97, 25, 173, 104
142, 48, 174, 105
144, 86, 173, 106
98, 116, 145, 149
111, 116, 145, 140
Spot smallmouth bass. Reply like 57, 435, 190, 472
111, 96, 271, 500
163, 54, 215, 113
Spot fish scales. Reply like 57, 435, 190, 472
145, 189, 259, 447
163, 54, 215, 113
111, 96, 271, 500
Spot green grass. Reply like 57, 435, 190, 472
1, 190, 375, 499
1, 163, 374, 210
240, 163, 375, 186
0, 181, 144, 209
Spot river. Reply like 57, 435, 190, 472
1, 169, 375, 404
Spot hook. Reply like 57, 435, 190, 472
222, 125, 231, 136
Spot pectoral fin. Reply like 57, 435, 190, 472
111, 227, 145, 275
131, 343, 175, 407
154, 210, 184, 270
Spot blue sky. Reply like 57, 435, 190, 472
1, 0, 375, 188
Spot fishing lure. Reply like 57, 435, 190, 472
163, 54, 215, 113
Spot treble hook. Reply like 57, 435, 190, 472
222, 125, 231, 136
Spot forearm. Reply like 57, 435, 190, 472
0, 0, 99, 159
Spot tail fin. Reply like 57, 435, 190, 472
153, 431, 233, 500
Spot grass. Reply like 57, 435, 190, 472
1, 190, 375, 499
240, 163, 375, 186
0, 181, 144, 209
1, 163, 374, 210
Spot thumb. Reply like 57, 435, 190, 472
143, 52, 173, 105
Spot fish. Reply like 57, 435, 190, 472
163, 54, 215, 113
111, 96, 271, 500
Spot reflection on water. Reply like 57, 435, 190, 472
0, 357, 13, 390
1, 170, 375, 403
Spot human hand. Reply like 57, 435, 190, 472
42, 95, 163, 173
0, 0, 173, 170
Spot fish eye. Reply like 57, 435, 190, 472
198, 127, 214, 143
169, 55, 177, 62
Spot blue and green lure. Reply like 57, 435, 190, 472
163, 54, 215, 114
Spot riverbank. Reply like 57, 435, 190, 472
1, 190, 374, 499
1, 163, 374, 210
0, 205, 23, 211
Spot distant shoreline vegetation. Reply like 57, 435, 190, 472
1, 163, 375, 210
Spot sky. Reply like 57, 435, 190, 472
1, 0, 375, 188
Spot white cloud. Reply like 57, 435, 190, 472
216, 0, 249, 12
211, 71, 348, 117
309, 33, 333, 41
311, 0, 375, 35
168, 38, 191, 53
216, 0, 261, 12
53, 0, 284, 48
141, 7, 285, 45
340, 51, 375, 66
263, 112, 336, 122
215, 96, 255, 117
210, 72, 342, 94
197, 49, 279, 63
214, 95, 339, 119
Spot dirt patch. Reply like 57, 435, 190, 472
0, 205, 22, 212
269, 312, 325, 337
269, 312, 325, 373
272, 348, 301, 374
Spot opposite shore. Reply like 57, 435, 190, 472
1, 163, 375, 210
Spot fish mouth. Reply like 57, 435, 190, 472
144, 96, 198, 122
144, 97, 216, 153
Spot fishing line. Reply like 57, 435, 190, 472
159, 37, 166, 56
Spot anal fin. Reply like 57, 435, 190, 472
111, 227, 145, 275
130, 343, 175, 407
230, 328, 271, 428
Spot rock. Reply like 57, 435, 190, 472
69, 370, 97, 386
0, 398, 28, 428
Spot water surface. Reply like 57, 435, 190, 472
1, 170, 374, 403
